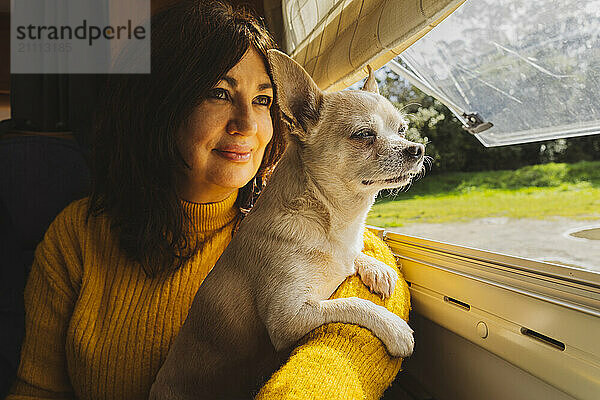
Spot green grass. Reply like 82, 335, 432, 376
367, 161, 600, 227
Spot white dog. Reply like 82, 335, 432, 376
149, 49, 425, 399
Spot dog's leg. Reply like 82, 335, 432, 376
269, 297, 414, 358
354, 253, 399, 299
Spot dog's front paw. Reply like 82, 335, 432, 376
384, 315, 414, 358
356, 257, 398, 299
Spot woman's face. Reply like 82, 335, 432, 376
177, 47, 274, 203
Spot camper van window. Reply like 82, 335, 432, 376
363, 0, 600, 274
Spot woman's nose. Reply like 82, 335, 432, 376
226, 104, 258, 136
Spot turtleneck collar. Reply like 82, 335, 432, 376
180, 190, 240, 234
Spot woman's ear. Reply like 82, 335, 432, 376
267, 49, 323, 134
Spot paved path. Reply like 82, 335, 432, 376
388, 217, 600, 273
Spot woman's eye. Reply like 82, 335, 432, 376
254, 95, 272, 107
208, 88, 229, 100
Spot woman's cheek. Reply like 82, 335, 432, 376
259, 112, 274, 144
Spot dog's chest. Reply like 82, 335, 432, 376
334, 220, 365, 256
310, 224, 364, 293
307, 255, 356, 301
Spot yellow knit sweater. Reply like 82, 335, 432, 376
7, 191, 411, 400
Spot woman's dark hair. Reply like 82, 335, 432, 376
88, 0, 286, 276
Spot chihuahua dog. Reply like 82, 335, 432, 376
149, 50, 425, 399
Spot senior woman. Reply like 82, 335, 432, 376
7, 1, 411, 399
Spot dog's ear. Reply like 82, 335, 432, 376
267, 49, 323, 134
361, 65, 379, 94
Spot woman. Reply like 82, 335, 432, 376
7, 1, 411, 399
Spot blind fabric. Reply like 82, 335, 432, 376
266, 0, 465, 91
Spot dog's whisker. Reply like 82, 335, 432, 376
422, 156, 434, 171
417, 164, 427, 180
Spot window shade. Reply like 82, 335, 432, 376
266, 0, 465, 91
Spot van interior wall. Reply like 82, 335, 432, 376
404, 313, 578, 400
1, 11, 9, 120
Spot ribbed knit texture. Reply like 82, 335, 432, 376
7, 191, 410, 400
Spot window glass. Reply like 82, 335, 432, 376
399, 0, 600, 147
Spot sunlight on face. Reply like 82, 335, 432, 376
177, 47, 274, 203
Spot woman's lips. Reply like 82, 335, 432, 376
214, 148, 252, 162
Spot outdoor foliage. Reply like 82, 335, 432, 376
378, 160, 600, 200
368, 161, 600, 226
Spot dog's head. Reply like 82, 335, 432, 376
267, 49, 425, 195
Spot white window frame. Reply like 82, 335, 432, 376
368, 226, 600, 400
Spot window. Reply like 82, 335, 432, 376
366, 0, 599, 275
398, 0, 600, 147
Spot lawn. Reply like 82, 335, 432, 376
367, 161, 600, 227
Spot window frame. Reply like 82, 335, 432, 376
368, 226, 600, 400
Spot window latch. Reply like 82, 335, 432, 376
462, 112, 494, 134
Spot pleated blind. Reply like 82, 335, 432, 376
266, 0, 465, 91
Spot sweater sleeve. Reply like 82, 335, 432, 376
256, 229, 411, 400
6, 202, 84, 400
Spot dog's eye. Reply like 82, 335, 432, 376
398, 125, 407, 136
351, 129, 376, 140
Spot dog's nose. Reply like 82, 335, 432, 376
404, 144, 424, 160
